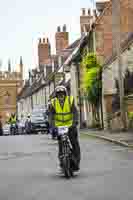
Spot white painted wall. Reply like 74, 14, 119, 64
102, 42, 133, 129
103, 43, 133, 95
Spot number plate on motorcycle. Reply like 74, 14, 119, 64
58, 127, 68, 135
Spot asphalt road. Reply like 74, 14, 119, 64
0, 134, 133, 200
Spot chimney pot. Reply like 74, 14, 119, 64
43, 38, 45, 43
88, 9, 90, 16
57, 26, 61, 32
82, 8, 86, 16
93, 9, 97, 18
63, 24, 66, 32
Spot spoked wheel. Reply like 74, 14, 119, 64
63, 156, 73, 178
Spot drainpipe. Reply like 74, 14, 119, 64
100, 68, 104, 129
77, 62, 82, 128
45, 87, 46, 106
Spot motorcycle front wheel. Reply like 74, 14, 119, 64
63, 156, 73, 178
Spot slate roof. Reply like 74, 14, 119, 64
65, 38, 81, 50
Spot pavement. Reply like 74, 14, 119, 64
1, 134, 133, 199
81, 128, 133, 147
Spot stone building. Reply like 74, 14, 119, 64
0, 57, 24, 123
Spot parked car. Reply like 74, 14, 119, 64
28, 111, 48, 134
3, 123, 10, 136
32, 105, 47, 113
17, 119, 26, 134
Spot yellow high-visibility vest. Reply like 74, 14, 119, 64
10, 116, 16, 124
51, 96, 74, 127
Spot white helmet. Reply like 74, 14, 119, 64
55, 85, 67, 96
27, 114, 30, 118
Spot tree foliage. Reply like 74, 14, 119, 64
81, 53, 102, 127
81, 53, 102, 107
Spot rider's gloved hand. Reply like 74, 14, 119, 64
72, 121, 78, 128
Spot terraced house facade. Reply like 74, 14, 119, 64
17, 0, 133, 130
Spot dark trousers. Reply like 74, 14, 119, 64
58, 127, 81, 166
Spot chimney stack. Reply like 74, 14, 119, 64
55, 24, 69, 55
80, 8, 93, 35
38, 37, 51, 67
57, 26, 61, 32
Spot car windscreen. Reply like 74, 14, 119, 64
31, 113, 44, 121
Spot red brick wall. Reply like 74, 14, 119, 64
80, 8, 93, 34
95, 1, 112, 63
55, 32, 69, 55
38, 38, 51, 66
95, 0, 133, 64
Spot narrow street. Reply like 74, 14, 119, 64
0, 134, 133, 200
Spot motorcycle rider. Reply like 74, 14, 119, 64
8, 113, 17, 134
48, 85, 81, 172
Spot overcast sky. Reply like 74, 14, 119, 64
0, 0, 97, 77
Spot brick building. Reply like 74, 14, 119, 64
95, 0, 133, 63
38, 37, 51, 67
55, 25, 69, 55
94, 0, 133, 129
17, 25, 71, 118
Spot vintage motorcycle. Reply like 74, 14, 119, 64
57, 126, 75, 178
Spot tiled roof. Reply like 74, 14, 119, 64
18, 37, 82, 100
103, 32, 133, 69
57, 39, 81, 59
63, 34, 89, 66
65, 38, 81, 50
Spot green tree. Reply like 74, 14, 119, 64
81, 53, 102, 127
